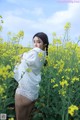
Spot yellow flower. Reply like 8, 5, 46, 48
60, 79, 69, 88
71, 76, 79, 83
17, 30, 24, 38
59, 89, 66, 96
62, 76, 64, 79
65, 68, 71, 73
68, 105, 78, 116
38, 52, 43, 59
0, 69, 3, 75
6, 65, 11, 70
8, 71, 14, 78
26, 68, 32, 72
51, 78, 55, 83
64, 22, 71, 30
8, 118, 14, 120
0, 86, 4, 94
53, 84, 58, 88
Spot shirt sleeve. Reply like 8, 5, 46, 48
23, 50, 42, 68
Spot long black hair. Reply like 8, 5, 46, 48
33, 32, 49, 65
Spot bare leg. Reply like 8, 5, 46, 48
15, 93, 35, 120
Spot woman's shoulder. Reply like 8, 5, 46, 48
33, 47, 45, 54
23, 47, 46, 59
22, 48, 37, 59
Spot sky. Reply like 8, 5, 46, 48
0, 0, 80, 47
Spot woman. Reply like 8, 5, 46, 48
14, 32, 49, 120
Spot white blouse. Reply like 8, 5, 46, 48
14, 47, 46, 101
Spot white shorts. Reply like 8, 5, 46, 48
15, 86, 38, 101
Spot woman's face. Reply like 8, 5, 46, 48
33, 36, 46, 50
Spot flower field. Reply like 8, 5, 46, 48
38, 41, 80, 120
0, 17, 80, 120
0, 40, 80, 120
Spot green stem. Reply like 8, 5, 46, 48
62, 111, 64, 120
47, 78, 50, 107
65, 112, 68, 120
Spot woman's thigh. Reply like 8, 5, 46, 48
15, 93, 33, 106
15, 93, 35, 120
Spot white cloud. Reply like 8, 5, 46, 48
2, 3, 80, 46
3, 7, 44, 17
32, 8, 44, 16
43, 3, 80, 40
3, 15, 33, 30
46, 3, 80, 26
